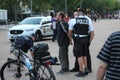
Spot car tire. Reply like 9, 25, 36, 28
36, 31, 42, 41
10, 39, 14, 42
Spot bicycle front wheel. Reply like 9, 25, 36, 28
0, 60, 30, 80
37, 65, 56, 80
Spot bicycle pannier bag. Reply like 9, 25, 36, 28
33, 43, 51, 64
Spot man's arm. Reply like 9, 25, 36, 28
90, 31, 94, 43
96, 61, 108, 80
68, 30, 73, 45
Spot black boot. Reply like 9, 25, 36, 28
75, 71, 85, 77
84, 68, 90, 75
70, 68, 79, 72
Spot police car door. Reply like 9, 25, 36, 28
41, 17, 53, 36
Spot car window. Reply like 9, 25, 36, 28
42, 18, 51, 25
46, 18, 51, 23
19, 18, 42, 24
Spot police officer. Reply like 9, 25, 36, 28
68, 9, 94, 77
14, 33, 37, 57
56, 11, 70, 75
70, 12, 93, 72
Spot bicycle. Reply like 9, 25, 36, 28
0, 43, 56, 80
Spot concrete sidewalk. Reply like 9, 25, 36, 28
48, 19, 120, 80
0, 19, 119, 80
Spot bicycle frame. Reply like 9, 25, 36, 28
10, 44, 36, 79
9, 43, 57, 80
10, 44, 52, 80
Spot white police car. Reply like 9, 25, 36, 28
8, 16, 53, 42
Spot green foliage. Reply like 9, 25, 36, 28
0, 0, 120, 16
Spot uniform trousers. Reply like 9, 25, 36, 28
73, 42, 92, 71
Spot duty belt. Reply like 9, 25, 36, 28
73, 34, 88, 37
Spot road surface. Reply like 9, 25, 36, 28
0, 19, 120, 80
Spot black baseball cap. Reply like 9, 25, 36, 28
78, 8, 86, 14
31, 33, 37, 39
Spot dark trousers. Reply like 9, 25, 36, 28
52, 29, 57, 42
74, 43, 92, 71
59, 46, 69, 70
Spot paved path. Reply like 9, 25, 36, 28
0, 19, 120, 80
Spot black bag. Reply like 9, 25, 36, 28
33, 43, 49, 53
33, 43, 51, 64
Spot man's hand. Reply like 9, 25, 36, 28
30, 51, 34, 58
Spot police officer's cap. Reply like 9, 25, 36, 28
78, 8, 86, 14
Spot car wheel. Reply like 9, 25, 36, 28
10, 39, 14, 42
36, 31, 42, 41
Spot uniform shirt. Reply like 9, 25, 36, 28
14, 36, 33, 53
97, 31, 120, 80
68, 15, 94, 32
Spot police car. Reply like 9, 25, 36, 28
8, 16, 53, 42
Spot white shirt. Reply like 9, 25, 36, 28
68, 15, 94, 32
52, 21, 56, 29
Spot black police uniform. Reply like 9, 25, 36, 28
14, 36, 34, 53
71, 17, 92, 72
73, 17, 89, 57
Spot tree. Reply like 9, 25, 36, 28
0, 0, 29, 21
0, 0, 120, 21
